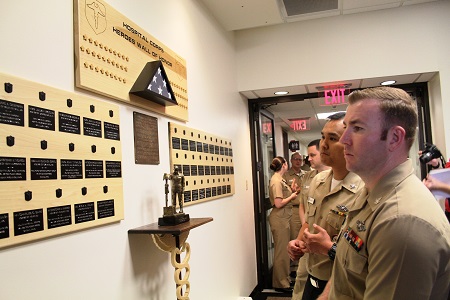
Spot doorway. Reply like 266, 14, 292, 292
248, 82, 432, 293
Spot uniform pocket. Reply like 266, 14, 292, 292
344, 244, 367, 275
326, 212, 346, 231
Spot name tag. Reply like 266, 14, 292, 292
308, 197, 315, 204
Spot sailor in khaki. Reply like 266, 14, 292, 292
292, 139, 331, 300
319, 87, 450, 300
288, 112, 364, 300
302, 167, 363, 299
330, 160, 450, 299
284, 152, 306, 244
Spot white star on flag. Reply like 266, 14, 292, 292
146, 66, 173, 99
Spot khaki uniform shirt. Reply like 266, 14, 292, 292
269, 172, 292, 207
300, 169, 319, 214
305, 169, 364, 281
283, 168, 305, 206
330, 160, 450, 299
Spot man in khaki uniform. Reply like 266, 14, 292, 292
284, 152, 306, 241
288, 113, 364, 300
319, 87, 450, 299
284, 152, 305, 280
292, 139, 330, 299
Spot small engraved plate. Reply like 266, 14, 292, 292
105, 161, 122, 178
191, 165, 198, 176
29, 106, 55, 131
47, 205, 72, 229
59, 112, 81, 134
83, 117, 102, 137
181, 139, 188, 151
182, 165, 190, 176
172, 137, 181, 149
104, 122, 120, 140
133, 112, 159, 164
30, 158, 57, 180
61, 159, 83, 179
74, 202, 95, 224
85, 160, 104, 178
0, 213, 9, 239
196, 142, 203, 152
97, 199, 115, 219
0, 99, 24, 127
192, 190, 199, 201
0, 157, 26, 181
14, 209, 44, 236
184, 190, 191, 203
189, 140, 196, 151
198, 165, 205, 176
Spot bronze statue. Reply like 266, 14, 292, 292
160, 167, 189, 226
163, 167, 185, 213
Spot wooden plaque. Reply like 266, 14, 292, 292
168, 123, 235, 206
0, 72, 124, 249
133, 112, 159, 165
74, 0, 188, 121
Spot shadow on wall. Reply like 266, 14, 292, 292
128, 234, 170, 299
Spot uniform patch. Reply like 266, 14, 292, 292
343, 226, 364, 252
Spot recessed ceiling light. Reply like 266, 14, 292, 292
380, 80, 396, 86
274, 91, 289, 95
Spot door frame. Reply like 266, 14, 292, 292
248, 82, 433, 292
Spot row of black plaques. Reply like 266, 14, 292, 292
175, 164, 234, 177
0, 99, 120, 140
184, 185, 232, 203
0, 157, 122, 181
172, 137, 233, 156
0, 200, 115, 239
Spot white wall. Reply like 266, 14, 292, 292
0, 1, 256, 299
236, 1, 450, 159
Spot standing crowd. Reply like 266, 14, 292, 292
268, 86, 450, 299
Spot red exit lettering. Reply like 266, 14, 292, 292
324, 88, 346, 105
262, 122, 272, 134
290, 119, 310, 131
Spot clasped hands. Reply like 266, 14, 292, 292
288, 223, 333, 261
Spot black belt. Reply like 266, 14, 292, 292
307, 274, 328, 289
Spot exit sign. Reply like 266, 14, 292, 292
290, 119, 310, 131
323, 88, 347, 106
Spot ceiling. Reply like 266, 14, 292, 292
198, 0, 440, 147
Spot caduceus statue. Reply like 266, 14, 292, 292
163, 167, 185, 213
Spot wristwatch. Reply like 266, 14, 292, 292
328, 242, 337, 261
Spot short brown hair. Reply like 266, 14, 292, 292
348, 87, 418, 149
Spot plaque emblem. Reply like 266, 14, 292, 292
85, 0, 107, 35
